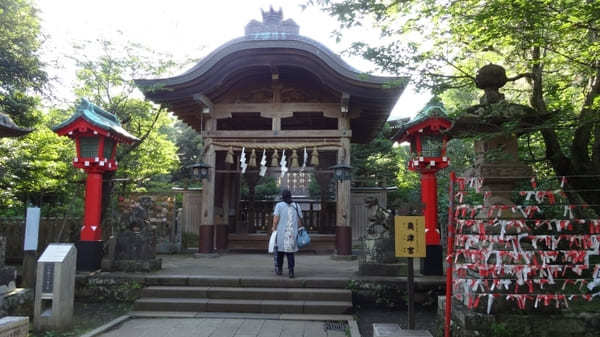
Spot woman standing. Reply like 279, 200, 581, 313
272, 189, 302, 278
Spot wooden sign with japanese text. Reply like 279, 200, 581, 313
394, 216, 426, 257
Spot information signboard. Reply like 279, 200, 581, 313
394, 216, 426, 258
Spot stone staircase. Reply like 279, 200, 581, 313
132, 276, 353, 315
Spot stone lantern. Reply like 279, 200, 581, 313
53, 99, 138, 270
393, 105, 452, 275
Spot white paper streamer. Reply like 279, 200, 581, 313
240, 147, 247, 174
280, 150, 288, 178
259, 149, 267, 177
301, 147, 307, 172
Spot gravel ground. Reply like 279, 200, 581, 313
356, 307, 438, 337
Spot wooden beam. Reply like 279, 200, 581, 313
212, 103, 341, 119
193, 93, 214, 113
205, 129, 351, 138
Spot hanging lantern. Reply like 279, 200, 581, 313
249, 149, 257, 167
271, 150, 279, 167
291, 149, 299, 168
393, 105, 451, 173
329, 164, 352, 181
188, 162, 211, 180
310, 147, 319, 166
225, 146, 234, 164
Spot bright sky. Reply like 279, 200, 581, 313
37, 0, 431, 120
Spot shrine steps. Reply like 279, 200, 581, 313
227, 233, 336, 253
132, 276, 352, 315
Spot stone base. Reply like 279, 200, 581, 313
374, 323, 432, 337
155, 241, 180, 254
193, 253, 221, 259
0, 267, 16, 295
436, 296, 600, 337
0, 289, 33, 319
112, 259, 162, 272
359, 262, 408, 276
420, 245, 443, 276
76, 240, 103, 271
0, 316, 28, 337
330, 254, 358, 261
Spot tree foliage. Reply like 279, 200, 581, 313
313, 0, 600, 211
69, 39, 179, 190
0, 110, 83, 215
0, 0, 47, 127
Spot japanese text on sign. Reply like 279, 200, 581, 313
395, 216, 426, 257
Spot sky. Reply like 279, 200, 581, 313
36, 0, 431, 121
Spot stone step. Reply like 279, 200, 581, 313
133, 297, 352, 315
141, 275, 349, 289
142, 286, 352, 302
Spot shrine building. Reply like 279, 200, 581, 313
135, 8, 406, 255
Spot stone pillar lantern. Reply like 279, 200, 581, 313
53, 99, 138, 270
449, 64, 534, 210
393, 105, 452, 275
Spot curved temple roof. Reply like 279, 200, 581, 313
135, 8, 407, 143
0, 112, 32, 138
53, 99, 139, 143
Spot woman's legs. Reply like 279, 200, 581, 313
287, 253, 295, 278
276, 252, 295, 277
276, 251, 284, 275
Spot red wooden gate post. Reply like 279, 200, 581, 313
53, 99, 138, 270
392, 105, 452, 275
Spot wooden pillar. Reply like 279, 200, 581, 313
215, 169, 230, 250
336, 137, 352, 255
199, 141, 216, 253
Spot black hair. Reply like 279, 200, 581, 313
281, 189, 292, 204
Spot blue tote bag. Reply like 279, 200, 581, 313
297, 227, 310, 248
293, 204, 310, 248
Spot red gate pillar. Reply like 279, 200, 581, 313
81, 171, 103, 241
421, 172, 443, 275
421, 172, 440, 245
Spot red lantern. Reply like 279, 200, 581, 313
53, 99, 138, 269
393, 105, 451, 275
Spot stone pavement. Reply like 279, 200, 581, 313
97, 317, 348, 337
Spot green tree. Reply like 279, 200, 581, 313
171, 120, 205, 185
67, 39, 179, 217
352, 123, 400, 187
0, 0, 47, 127
312, 0, 600, 212
0, 109, 83, 216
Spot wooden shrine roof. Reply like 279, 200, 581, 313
135, 9, 407, 143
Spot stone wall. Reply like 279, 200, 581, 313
111, 193, 180, 254
437, 296, 600, 337
0, 218, 79, 262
